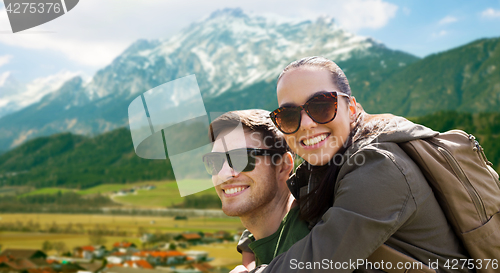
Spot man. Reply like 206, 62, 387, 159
203, 109, 310, 269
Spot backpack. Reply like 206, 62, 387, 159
397, 129, 500, 273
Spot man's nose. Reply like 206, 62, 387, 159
217, 160, 237, 182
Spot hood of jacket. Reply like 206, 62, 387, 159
350, 112, 438, 149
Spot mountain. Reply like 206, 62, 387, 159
368, 37, 500, 116
0, 128, 174, 189
1, 111, 498, 189
0, 71, 80, 119
0, 8, 418, 151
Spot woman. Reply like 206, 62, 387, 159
234, 56, 471, 273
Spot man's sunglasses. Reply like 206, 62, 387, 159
270, 91, 350, 134
202, 148, 285, 175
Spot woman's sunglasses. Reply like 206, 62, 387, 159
270, 91, 350, 134
202, 148, 284, 175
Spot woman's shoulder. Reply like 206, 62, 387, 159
338, 140, 432, 205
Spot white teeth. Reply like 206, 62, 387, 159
225, 187, 246, 195
303, 134, 328, 146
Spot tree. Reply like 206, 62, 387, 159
168, 243, 176, 250
42, 241, 53, 252
53, 241, 67, 255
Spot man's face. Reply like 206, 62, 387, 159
211, 128, 280, 217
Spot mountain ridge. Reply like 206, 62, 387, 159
1, 110, 498, 189
0, 8, 419, 151
368, 37, 500, 116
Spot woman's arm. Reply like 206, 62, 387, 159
242, 251, 256, 270
246, 145, 418, 272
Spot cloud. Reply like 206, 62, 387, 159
0, 55, 13, 67
432, 30, 448, 38
481, 8, 500, 18
21, 71, 82, 106
438, 16, 458, 25
0, 6, 127, 68
0, 0, 398, 68
0, 71, 10, 87
327, 0, 398, 31
0, 70, 82, 110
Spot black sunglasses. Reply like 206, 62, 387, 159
202, 148, 285, 175
270, 91, 350, 134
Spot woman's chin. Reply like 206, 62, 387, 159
303, 153, 333, 166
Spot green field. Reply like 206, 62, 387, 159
77, 181, 164, 195
0, 186, 32, 196
2, 179, 219, 209
0, 213, 243, 234
112, 180, 218, 208
19, 187, 74, 197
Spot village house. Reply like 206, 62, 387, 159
174, 234, 201, 246
213, 231, 231, 242
131, 251, 187, 266
0, 249, 50, 273
122, 260, 153, 270
74, 261, 104, 273
105, 251, 134, 265
111, 243, 137, 254
73, 246, 106, 260
103, 266, 174, 273
183, 251, 210, 263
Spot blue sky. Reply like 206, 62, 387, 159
0, 0, 499, 84
359, 0, 500, 57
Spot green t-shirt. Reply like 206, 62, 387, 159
248, 206, 310, 266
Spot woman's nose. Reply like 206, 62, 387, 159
217, 160, 237, 182
300, 110, 317, 131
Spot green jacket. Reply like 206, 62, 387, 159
248, 115, 471, 273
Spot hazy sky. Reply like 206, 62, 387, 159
0, 0, 499, 83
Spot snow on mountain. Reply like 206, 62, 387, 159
0, 71, 85, 118
82, 8, 378, 101
0, 8, 417, 151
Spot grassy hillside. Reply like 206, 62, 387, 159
0, 128, 175, 189
369, 37, 500, 116
0, 110, 498, 192
0, 180, 220, 212
409, 111, 500, 171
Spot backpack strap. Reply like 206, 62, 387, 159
367, 244, 436, 273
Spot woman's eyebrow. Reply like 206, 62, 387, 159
279, 91, 329, 107
279, 102, 297, 107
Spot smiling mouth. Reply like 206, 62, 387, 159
301, 133, 330, 146
223, 186, 249, 195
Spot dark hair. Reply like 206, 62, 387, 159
298, 134, 354, 223
278, 56, 354, 223
208, 109, 290, 154
278, 56, 352, 97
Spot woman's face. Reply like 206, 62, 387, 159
276, 67, 356, 166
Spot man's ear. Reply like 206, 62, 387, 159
349, 96, 358, 123
276, 152, 294, 184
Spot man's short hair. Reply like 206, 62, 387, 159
208, 109, 290, 154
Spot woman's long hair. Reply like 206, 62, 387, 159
297, 133, 353, 223
297, 110, 397, 223
277, 56, 354, 223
